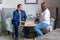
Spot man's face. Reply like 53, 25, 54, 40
18, 6, 23, 11
41, 4, 47, 10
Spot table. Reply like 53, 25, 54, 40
36, 28, 60, 40
19, 21, 36, 40
20, 21, 36, 27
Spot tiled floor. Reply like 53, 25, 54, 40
1, 28, 60, 40
36, 28, 60, 40
0, 31, 34, 40
0, 32, 33, 40
0, 35, 13, 40
0, 35, 33, 40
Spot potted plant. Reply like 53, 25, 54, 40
0, 21, 7, 36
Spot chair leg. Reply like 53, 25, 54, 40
0, 34, 1, 36
12, 33, 14, 38
8, 31, 10, 35
33, 38, 36, 40
0, 31, 1, 36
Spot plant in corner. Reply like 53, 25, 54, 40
0, 21, 7, 36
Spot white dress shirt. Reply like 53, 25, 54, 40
19, 11, 21, 22
41, 8, 50, 25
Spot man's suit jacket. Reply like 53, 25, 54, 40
13, 9, 27, 27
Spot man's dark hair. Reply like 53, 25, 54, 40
17, 4, 22, 8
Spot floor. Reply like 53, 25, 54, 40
0, 31, 33, 40
36, 28, 60, 40
0, 28, 60, 40
0, 35, 33, 40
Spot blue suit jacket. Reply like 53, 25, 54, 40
13, 9, 27, 27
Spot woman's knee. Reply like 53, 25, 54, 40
34, 27, 39, 31
34, 26, 37, 29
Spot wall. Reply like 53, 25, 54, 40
2, 0, 60, 17
2, 0, 43, 17
0, 1, 2, 33
42, 0, 60, 7
0, 4, 2, 21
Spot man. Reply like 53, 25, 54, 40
34, 2, 50, 37
13, 4, 29, 40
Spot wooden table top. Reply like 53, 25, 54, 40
36, 28, 60, 40
19, 21, 36, 27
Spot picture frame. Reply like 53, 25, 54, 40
25, 0, 38, 4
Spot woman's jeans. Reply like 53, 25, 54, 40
34, 22, 49, 36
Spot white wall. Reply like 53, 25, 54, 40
1, 0, 60, 18
0, 4, 2, 10
42, 0, 60, 7
2, 0, 43, 17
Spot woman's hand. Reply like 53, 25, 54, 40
36, 13, 42, 18
36, 13, 40, 17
